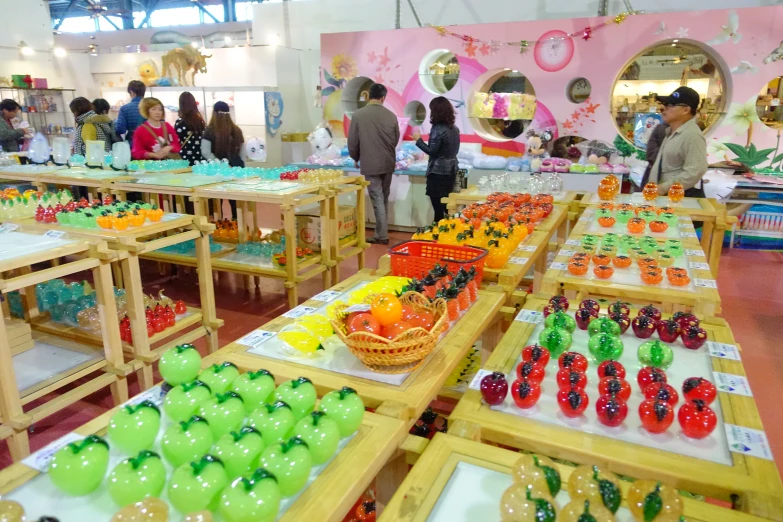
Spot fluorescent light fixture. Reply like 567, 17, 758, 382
53, 47, 67, 58
224, 36, 232, 43
19, 42, 34, 56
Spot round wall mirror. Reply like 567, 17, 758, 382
419, 49, 460, 95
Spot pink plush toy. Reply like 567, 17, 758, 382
553, 158, 571, 173
492, 93, 509, 119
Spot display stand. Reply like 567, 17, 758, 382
0, 386, 406, 522
16, 215, 222, 391
444, 187, 579, 211
382, 433, 770, 522
110, 174, 231, 214
579, 193, 733, 277
327, 178, 369, 283
0, 166, 135, 201
447, 295, 783, 520
0, 228, 130, 461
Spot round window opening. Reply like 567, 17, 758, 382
404, 101, 427, 126
757, 75, 783, 130
419, 49, 460, 95
342, 76, 375, 119
567, 78, 592, 103
468, 69, 537, 142
611, 39, 728, 144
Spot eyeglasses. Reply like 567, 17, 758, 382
664, 103, 689, 109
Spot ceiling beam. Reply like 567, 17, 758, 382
193, 0, 221, 23
101, 14, 121, 30
53, 0, 81, 29
137, 0, 161, 28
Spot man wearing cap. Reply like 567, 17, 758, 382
646, 86, 708, 197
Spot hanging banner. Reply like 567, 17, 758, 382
265, 92, 284, 137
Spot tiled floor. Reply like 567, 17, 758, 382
1, 235, 782, 480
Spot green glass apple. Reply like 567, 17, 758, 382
638, 340, 675, 370
259, 436, 312, 497
159, 344, 202, 386
49, 435, 110, 495
218, 468, 281, 522
588, 333, 624, 363
198, 362, 241, 395
588, 317, 622, 337
107, 400, 161, 454
231, 369, 276, 414
293, 411, 340, 465
272, 377, 317, 421
248, 401, 296, 446
107, 450, 167, 507
168, 454, 229, 513
212, 426, 266, 479
537, 327, 572, 358
164, 380, 213, 423
161, 415, 214, 468
318, 386, 365, 437
544, 311, 576, 333
198, 391, 246, 439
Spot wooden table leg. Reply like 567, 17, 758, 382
708, 223, 726, 278
700, 220, 714, 253
194, 222, 220, 354
533, 247, 548, 293
0, 317, 30, 460
120, 254, 154, 390
283, 204, 298, 309
92, 261, 128, 405
357, 182, 367, 270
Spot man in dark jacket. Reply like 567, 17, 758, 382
348, 84, 400, 244
641, 122, 668, 188
0, 99, 28, 153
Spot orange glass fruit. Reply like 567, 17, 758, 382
570, 252, 590, 262
592, 254, 611, 266
668, 182, 685, 203
594, 264, 614, 279
641, 270, 664, 285
627, 218, 646, 234
642, 182, 659, 201
612, 255, 632, 268
598, 202, 615, 211
617, 203, 634, 212
568, 261, 589, 276
649, 220, 669, 233
635, 204, 656, 214
598, 176, 617, 201
638, 257, 659, 269
597, 216, 616, 228
669, 273, 691, 286
666, 266, 687, 278
657, 206, 675, 215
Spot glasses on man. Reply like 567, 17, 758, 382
664, 103, 689, 109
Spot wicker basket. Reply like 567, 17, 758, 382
330, 292, 448, 374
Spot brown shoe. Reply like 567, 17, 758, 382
367, 237, 389, 245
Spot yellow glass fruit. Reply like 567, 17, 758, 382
500, 483, 557, 522
567, 464, 622, 514
0, 501, 25, 522
559, 498, 615, 522
278, 331, 322, 354
627, 480, 683, 522
296, 315, 333, 339
511, 454, 562, 497
111, 498, 169, 522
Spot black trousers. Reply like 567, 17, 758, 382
430, 195, 448, 223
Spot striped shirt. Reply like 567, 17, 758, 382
648, 118, 708, 191
115, 97, 144, 142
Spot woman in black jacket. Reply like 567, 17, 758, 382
414, 97, 460, 222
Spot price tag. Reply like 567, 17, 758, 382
707, 341, 741, 361
689, 261, 711, 270
509, 257, 529, 265
565, 239, 582, 247
724, 425, 774, 461
44, 230, 66, 239
515, 309, 544, 324
282, 305, 316, 319
122, 385, 166, 408
162, 213, 185, 221
518, 244, 538, 252
550, 262, 568, 270
311, 290, 342, 303
468, 369, 496, 391
558, 249, 576, 257
693, 278, 718, 289
685, 249, 705, 257
681, 232, 698, 239
713, 372, 753, 396
22, 432, 84, 472
344, 304, 371, 314
236, 330, 277, 349
0, 223, 19, 233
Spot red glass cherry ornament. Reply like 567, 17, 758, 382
682, 325, 707, 350
596, 395, 628, 427
556, 369, 587, 391
637, 366, 667, 392
678, 399, 717, 439
522, 344, 551, 367
643, 382, 679, 406
682, 377, 717, 405
480, 372, 509, 405
511, 379, 541, 409
558, 352, 588, 372
657, 319, 681, 343
597, 360, 626, 380
516, 361, 546, 384
174, 300, 187, 315
575, 307, 599, 330
631, 315, 657, 339
597, 377, 631, 401
639, 399, 674, 434
557, 387, 589, 418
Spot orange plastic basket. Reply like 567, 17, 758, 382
388, 240, 487, 281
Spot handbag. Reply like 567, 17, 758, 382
141, 123, 182, 160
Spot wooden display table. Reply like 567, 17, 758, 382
110, 173, 230, 214
326, 177, 369, 284
444, 186, 578, 211
383, 433, 770, 522
0, 165, 135, 199
0, 227, 130, 460
15, 214, 223, 391
448, 296, 783, 520
579, 193, 734, 277
0, 386, 407, 522
205, 271, 505, 424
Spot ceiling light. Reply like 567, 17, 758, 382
224, 36, 232, 43
53, 47, 67, 58
19, 42, 34, 56
191, 41, 199, 48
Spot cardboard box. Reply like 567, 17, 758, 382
12, 75, 28, 88
296, 205, 356, 252
33, 78, 48, 89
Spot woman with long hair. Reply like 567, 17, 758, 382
131, 97, 181, 160
413, 97, 460, 222
201, 101, 246, 167
175, 91, 205, 165
70, 97, 116, 154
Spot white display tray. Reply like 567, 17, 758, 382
428, 462, 637, 522
581, 214, 695, 239
14, 339, 102, 394
0, 231, 80, 260
6, 392, 356, 522
559, 252, 696, 292
585, 192, 703, 209
0, 165, 66, 175
490, 319, 732, 466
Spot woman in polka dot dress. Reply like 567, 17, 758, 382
174, 91, 205, 166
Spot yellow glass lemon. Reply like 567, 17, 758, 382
296, 315, 333, 339
278, 331, 322, 354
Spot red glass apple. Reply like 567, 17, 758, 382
596, 395, 628, 427
575, 307, 599, 330
557, 387, 589, 418
631, 315, 657, 339
480, 372, 508, 405
511, 379, 541, 409
639, 398, 674, 434
638, 304, 662, 322
637, 366, 667, 392
678, 399, 717, 439
643, 382, 679, 406
516, 361, 545, 384
682, 325, 707, 350
558, 352, 588, 372
543, 304, 565, 318
597, 360, 626, 380
608, 312, 630, 334
549, 295, 570, 311
607, 301, 630, 317
521, 344, 550, 367
597, 377, 631, 401
657, 319, 681, 343
556, 369, 587, 391
682, 377, 717, 405
672, 311, 700, 330
580, 299, 601, 313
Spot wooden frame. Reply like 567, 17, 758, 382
0, 387, 407, 522
205, 271, 505, 424
382, 433, 773, 522
0, 167, 135, 200
0, 229, 130, 461
448, 296, 783, 520
326, 178, 369, 284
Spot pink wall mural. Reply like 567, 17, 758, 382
321, 6, 783, 163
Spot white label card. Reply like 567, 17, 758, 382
344, 304, 371, 314
282, 305, 316, 319
122, 385, 166, 408
236, 330, 277, 349
685, 249, 705, 257
162, 213, 185, 221
550, 262, 568, 270
694, 278, 718, 289
0, 223, 19, 233
689, 261, 711, 270
515, 309, 544, 324
509, 257, 529, 265
565, 239, 582, 247
44, 230, 66, 239
724, 424, 774, 461
311, 290, 342, 303
558, 249, 576, 257
468, 369, 495, 391
681, 232, 698, 238
713, 372, 753, 396
518, 245, 538, 252
707, 341, 741, 361
22, 432, 84, 472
